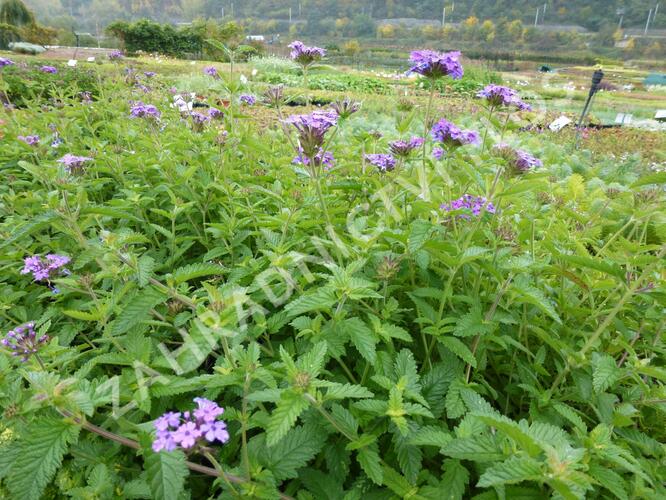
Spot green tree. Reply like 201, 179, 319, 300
0, 0, 34, 26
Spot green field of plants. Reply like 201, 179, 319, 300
0, 46, 665, 500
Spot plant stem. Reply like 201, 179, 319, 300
56, 409, 294, 500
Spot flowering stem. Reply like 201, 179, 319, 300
34, 353, 47, 371
313, 167, 332, 228
549, 245, 666, 394
422, 82, 437, 167
304, 393, 355, 441
481, 105, 495, 153
499, 112, 511, 142
203, 450, 240, 496
464, 274, 513, 383
241, 373, 252, 480
56, 409, 294, 499
302, 66, 309, 107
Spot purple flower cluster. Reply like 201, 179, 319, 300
130, 102, 161, 119
331, 98, 361, 119
477, 85, 531, 111
515, 149, 542, 171
191, 111, 211, 124
144, 71, 157, 78
208, 106, 223, 119
0, 57, 14, 67
408, 50, 463, 80
203, 66, 218, 78
57, 153, 92, 174
289, 40, 326, 67
516, 149, 542, 169
18, 135, 40, 146
79, 91, 93, 104
293, 148, 335, 170
366, 153, 397, 172
262, 85, 285, 107
108, 50, 124, 61
152, 397, 230, 452
494, 144, 542, 172
40, 65, 58, 74
389, 136, 424, 158
441, 194, 496, 219
239, 94, 256, 106
283, 109, 338, 158
21, 254, 70, 282
431, 118, 480, 151
2, 322, 49, 362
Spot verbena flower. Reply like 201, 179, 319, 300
191, 111, 211, 124
331, 98, 361, 120
79, 91, 93, 104
283, 110, 338, 158
293, 148, 335, 170
477, 84, 531, 111
493, 144, 542, 172
389, 136, 424, 158
129, 102, 161, 119
2, 322, 49, 362
288, 41, 326, 67
40, 65, 57, 74
239, 94, 256, 106
144, 71, 156, 78
431, 118, 480, 151
441, 194, 496, 219
18, 135, 40, 146
203, 66, 218, 78
152, 397, 229, 452
408, 50, 463, 80
366, 153, 397, 172
57, 153, 92, 174
262, 85, 285, 107
108, 50, 124, 61
135, 84, 151, 93
208, 107, 223, 119
21, 254, 70, 289
0, 57, 14, 67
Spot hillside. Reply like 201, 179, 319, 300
22, 0, 665, 33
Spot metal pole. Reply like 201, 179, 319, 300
543, 3, 547, 23
535, 7, 540, 27
442, 7, 446, 26
289, 7, 292, 23
645, 9, 653, 34
618, 15, 624, 29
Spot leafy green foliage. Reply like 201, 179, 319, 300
7, 417, 80, 499
0, 52, 663, 500
145, 450, 188, 500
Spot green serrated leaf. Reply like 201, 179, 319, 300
439, 459, 469, 500
588, 464, 628, 500
592, 354, 621, 394
266, 391, 309, 446
357, 443, 383, 485
260, 426, 326, 481
477, 456, 542, 488
145, 450, 188, 500
8, 417, 80, 500
112, 288, 165, 336
439, 337, 476, 367
171, 263, 225, 285
342, 317, 377, 365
